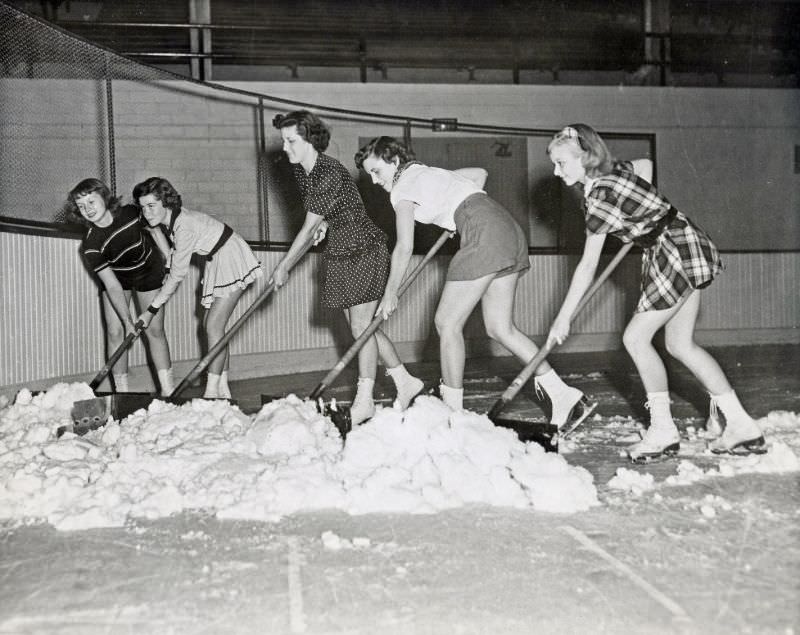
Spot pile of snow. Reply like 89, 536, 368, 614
0, 383, 599, 531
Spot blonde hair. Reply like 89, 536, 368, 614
547, 123, 615, 178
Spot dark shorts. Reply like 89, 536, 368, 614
118, 259, 166, 292
448, 193, 530, 281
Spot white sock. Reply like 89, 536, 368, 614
386, 364, 424, 410
113, 372, 129, 392
439, 383, 463, 411
204, 373, 221, 399
157, 368, 174, 397
219, 370, 232, 399
351, 377, 375, 425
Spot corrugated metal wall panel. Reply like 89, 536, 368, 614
1, 231, 798, 387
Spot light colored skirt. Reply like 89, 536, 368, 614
448, 193, 530, 281
201, 233, 263, 308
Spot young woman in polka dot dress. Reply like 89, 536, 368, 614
271, 110, 423, 424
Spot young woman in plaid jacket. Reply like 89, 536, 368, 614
546, 124, 765, 462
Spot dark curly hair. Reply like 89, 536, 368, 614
65, 178, 121, 225
272, 110, 330, 152
132, 177, 183, 214
354, 136, 416, 170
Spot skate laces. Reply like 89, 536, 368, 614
533, 376, 544, 401
708, 395, 719, 421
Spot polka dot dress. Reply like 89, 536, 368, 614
293, 153, 389, 308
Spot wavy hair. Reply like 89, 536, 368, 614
354, 136, 416, 170
272, 110, 330, 152
547, 123, 616, 178
132, 177, 183, 214
65, 178, 121, 225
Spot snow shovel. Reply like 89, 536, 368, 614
68, 229, 321, 435
60, 319, 150, 436
262, 230, 454, 438
488, 242, 634, 451
90, 319, 146, 392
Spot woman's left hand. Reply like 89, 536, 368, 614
137, 311, 154, 330
271, 265, 288, 288
376, 292, 398, 320
312, 221, 328, 245
546, 317, 571, 348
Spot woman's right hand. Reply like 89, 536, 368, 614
271, 264, 288, 288
312, 221, 328, 245
546, 316, 571, 348
376, 292, 399, 320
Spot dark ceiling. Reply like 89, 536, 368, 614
5, 0, 799, 86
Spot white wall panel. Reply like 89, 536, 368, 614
1, 230, 798, 392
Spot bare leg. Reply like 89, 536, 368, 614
434, 275, 494, 388
480, 273, 554, 374
374, 329, 403, 369
622, 299, 686, 393
134, 288, 172, 372
203, 289, 243, 376
663, 290, 731, 394
482, 273, 589, 427
344, 302, 379, 381
344, 302, 381, 424
623, 299, 687, 462
101, 289, 132, 375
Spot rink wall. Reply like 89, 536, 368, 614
1, 228, 798, 396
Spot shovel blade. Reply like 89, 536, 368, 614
260, 394, 352, 439
491, 416, 559, 452
321, 403, 352, 439
67, 392, 157, 436
260, 393, 286, 405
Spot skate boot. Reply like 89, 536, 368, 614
627, 392, 681, 463
350, 377, 376, 426
386, 364, 425, 410
112, 372, 129, 393
533, 369, 597, 435
438, 382, 464, 411
707, 390, 766, 455
157, 367, 175, 397
704, 395, 723, 439
204, 372, 221, 399
218, 370, 232, 399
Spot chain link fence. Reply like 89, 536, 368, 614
0, 1, 654, 250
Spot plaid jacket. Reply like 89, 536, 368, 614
584, 163, 723, 312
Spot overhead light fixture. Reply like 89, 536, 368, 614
431, 118, 458, 132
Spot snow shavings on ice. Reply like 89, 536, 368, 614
0, 384, 599, 531
605, 410, 800, 496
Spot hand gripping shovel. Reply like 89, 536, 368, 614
67, 231, 320, 435
487, 242, 633, 451
262, 230, 454, 438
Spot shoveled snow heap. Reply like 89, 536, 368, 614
0, 383, 599, 531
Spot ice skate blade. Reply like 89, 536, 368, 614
709, 435, 767, 456
559, 397, 597, 439
627, 442, 680, 464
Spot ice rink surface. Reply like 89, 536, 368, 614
1, 345, 798, 634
